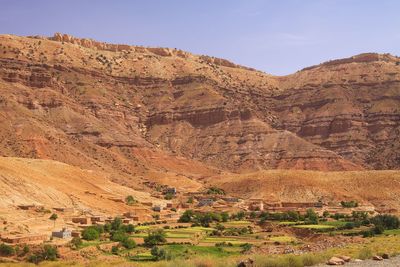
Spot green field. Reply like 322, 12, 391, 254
293, 224, 335, 229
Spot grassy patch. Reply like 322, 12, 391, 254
293, 224, 335, 229
384, 229, 400, 235
269, 236, 296, 243
278, 221, 302, 225
222, 220, 251, 227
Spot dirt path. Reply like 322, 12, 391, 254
317, 256, 400, 266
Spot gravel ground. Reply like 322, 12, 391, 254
316, 256, 400, 266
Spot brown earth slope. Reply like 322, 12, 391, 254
1, 33, 398, 177
205, 170, 400, 211
0, 157, 166, 214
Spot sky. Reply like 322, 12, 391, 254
0, 0, 399, 75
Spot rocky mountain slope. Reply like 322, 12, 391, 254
0, 157, 165, 214
0, 33, 399, 184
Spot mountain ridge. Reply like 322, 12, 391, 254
0, 33, 399, 183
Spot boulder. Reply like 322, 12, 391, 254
372, 255, 383, 261
382, 253, 390, 259
327, 256, 345, 265
354, 259, 363, 262
237, 258, 254, 267
338, 255, 351, 262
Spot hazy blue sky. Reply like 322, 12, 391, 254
0, 0, 399, 75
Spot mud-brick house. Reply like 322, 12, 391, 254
72, 217, 90, 224
198, 198, 214, 207
221, 197, 240, 203
52, 228, 72, 239
164, 187, 177, 195
90, 215, 105, 223
1, 233, 48, 244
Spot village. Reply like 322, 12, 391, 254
0, 185, 380, 246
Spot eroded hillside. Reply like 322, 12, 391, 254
2, 33, 398, 180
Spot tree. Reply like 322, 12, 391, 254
49, 213, 58, 227
371, 215, 400, 230
144, 229, 167, 247
198, 213, 213, 227
111, 217, 123, 231
236, 211, 245, 220
187, 197, 194, 204
82, 227, 100, 240
124, 224, 135, 233
221, 212, 229, 222
111, 231, 128, 242
287, 211, 300, 221
111, 231, 136, 249
305, 209, 319, 224
178, 210, 194, 223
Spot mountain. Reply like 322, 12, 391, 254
0, 33, 399, 183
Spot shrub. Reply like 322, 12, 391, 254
358, 247, 373, 260
373, 224, 385, 235
125, 195, 136, 205
121, 238, 136, 249
0, 243, 15, 256
240, 243, 253, 253
150, 246, 171, 261
28, 245, 58, 264
341, 200, 358, 208
323, 211, 330, 218
70, 237, 82, 249
42, 245, 58, 260
344, 222, 355, 229
371, 214, 400, 230
164, 193, 174, 200
111, 245, 119, 255
206, 187, 225, 195
111, 230, 128, 242
236, 211, 245, 220
22, 245, 30, 256
82, 227, 100, 240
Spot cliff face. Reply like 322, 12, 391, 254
0, 34, 399, 180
